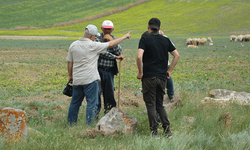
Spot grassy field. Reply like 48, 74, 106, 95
0, 0, 141, 29
0, 0, 250, 149
1, 0, 250, 37
0, 37, 249, 149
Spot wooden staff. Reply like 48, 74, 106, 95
118, 59, 121, 108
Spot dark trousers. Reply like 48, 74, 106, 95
142, 77, 170, 131
97, 68, 116, 115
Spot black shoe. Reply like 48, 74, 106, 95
151, 130, 159, 138
163, 127, 172, 138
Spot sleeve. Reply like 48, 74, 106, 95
99, 51, 116, 59
66, 46, 73, 62
95, 42, 109, 54
168, 38, 176, 52
100, 35, 122, 59
138, 37, 146, 50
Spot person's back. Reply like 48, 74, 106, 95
137, 18, 179, 138
139, 33, 175, 80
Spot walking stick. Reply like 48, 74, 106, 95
118, 59, 121, 108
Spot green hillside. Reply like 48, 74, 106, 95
0, 0, 141, 29
0, 0, 250, 37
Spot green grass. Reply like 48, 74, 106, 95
0, 0, 250, 37
0, 38, 249, 149
0, 0, 250, 149
0, 0, 140, 29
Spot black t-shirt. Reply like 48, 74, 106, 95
138, 34, 176, 80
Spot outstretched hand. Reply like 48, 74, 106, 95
124, 31, 131, 39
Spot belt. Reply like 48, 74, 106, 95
98, 66, 113, 72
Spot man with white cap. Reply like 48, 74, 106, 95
67, 24, 131, 126
94, 20, 123, 116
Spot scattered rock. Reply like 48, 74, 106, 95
96, 107, 137, 135
202, 89, 250, 105
0, 107, 27, 142
218, 112, 232, 126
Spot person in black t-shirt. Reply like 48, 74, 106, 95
141, 30, 175, 101
137, 18, 180, 138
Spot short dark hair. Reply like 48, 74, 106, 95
148, 18, 161, 30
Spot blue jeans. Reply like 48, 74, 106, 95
166, 76, 174, 96
67, 80, 99, 126
97, 68, 116, 114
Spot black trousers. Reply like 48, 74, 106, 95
142, 77, 170, 131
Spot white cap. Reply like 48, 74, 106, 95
85, 24, 100, 36
102, 20, 114, 28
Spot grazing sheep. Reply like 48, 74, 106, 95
186, 38, 207, 46
186, 38, 193, 45
208, 37, 213, 43
197, 38, 206, 46
231, 34, 250, 42
188, 45, 198, 48
209, 42, 213, 46
186, 38, 196, 45
230, 35, 237, 42
242, 34, 250, 42
193, 38, 199, 45
236, 35, 244, 42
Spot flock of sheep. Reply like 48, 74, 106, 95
186, 34, 249, 48
230, 34, 250, 42
186, 37, 213, 48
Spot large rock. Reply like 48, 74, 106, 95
202, 89, 250, 105
95, 107, 137, 135
0, 107, 27, 142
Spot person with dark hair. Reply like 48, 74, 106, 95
137, 18, 179, 138
141, 30, 175, 101
67, 24, 131, 126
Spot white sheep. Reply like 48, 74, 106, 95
236, 35, 244, 42
230, 35, 237, 42
207, 37, 213, 43
188, 45, 198, 48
